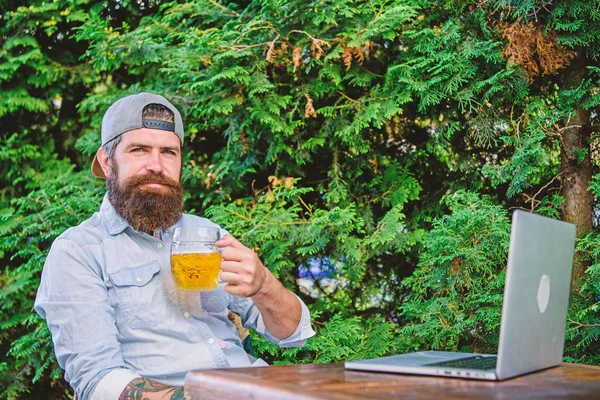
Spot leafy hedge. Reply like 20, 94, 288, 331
1, 0, 599, 398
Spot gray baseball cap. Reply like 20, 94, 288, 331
91, 92, 184, 179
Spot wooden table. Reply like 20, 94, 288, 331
184, 362, 600, 399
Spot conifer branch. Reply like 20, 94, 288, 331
223, 208, 251, 221
233, 23, 279, 44
567, 319, 600, 329
287, 30, 329, 45
367, 189, 392, 204
336, 90, 361, 109
229, 42, 274, 51
525, 172, 563, 212
207, 0, 240, 17
298, 196, 313, 216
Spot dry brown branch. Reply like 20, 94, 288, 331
288, 29, 331, 61
521, 172, 563, 212
341, 43, 366, 71
292, 46, 303, 72
311, 38, 326, 60
501, 22, 576, 80
341, 45, 353, 71
304, 93, 317, 118
547, 116, 584, 157
268, 175, 295, 189
265, 34, 280, 62
352, 46, 364, 65
531, 173, 563, 212
369, 155, 378, 174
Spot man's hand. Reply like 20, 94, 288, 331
217, 235, 268, 298
216, 234, 301, 339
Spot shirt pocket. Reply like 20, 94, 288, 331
109, 260, 170, 330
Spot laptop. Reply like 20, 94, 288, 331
345, 209, 576, 380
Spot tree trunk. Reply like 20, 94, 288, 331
559, 55, 593, 288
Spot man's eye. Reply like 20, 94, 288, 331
164, 150, 177, 155
132, 148, 144, 152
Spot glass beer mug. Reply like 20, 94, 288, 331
170, 227, 222, 291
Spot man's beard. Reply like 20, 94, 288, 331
107, 168, 184, 234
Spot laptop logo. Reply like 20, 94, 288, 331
537, 274, 551, 313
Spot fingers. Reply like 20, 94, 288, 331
216, 235, 254, 262
213, 234, 266, 298
220, 247, 248, 262
218, 258, 267, 298
219, 271, 242, 284
220, 260, 245, 273
220, 267, 258, 297
216, 234, 248, 250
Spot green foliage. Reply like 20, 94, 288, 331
400, 191, 510, 353
0, 161, 104, 398
251, 314, 417, 365
564, 232, 600, 365
482, 98, 559, 199
549, 0, 600, 58
205, 173, 421, 314
1, 0, 600, 397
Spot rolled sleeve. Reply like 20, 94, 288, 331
232, 294, 316, 348
91, 369, 141, 400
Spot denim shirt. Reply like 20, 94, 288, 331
34, 194, 315, 400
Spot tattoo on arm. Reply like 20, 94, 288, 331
119, 377, 185, 400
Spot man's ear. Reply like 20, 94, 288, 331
97, 147, 112, 178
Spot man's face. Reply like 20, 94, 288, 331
97, 128, 184, 234
109, 127, 182, 186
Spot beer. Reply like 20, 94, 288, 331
170, 252, 222, 291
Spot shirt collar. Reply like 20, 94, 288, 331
100, 193, 130, 235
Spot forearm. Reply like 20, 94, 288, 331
119, 378, 184, 400
251, 269, 302, 339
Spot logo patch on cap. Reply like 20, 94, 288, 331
142, 119, 175, 132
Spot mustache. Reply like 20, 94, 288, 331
126, 173, 180, 188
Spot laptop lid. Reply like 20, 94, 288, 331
495, 210, 576, 380
344, 210, 576, 380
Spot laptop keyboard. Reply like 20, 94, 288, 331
426, 355, 497, 370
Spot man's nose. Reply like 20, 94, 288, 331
145, 151, 165, 173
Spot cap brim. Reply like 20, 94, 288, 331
91, 154, 106, 179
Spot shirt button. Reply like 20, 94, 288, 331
184, 312, 190, 318
136, 277, 142, 282
208, 338, 215, 345
157, 243, 163, 249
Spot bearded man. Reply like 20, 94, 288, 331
35, 93, 315, 400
